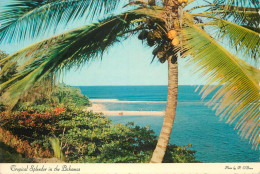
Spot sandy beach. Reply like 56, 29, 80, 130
84, 103, 165, 116
84, 103, 107, 111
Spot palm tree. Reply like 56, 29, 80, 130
0, 0, 259, 163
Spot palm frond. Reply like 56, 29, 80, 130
0, 8, 163, 109
187, 2, 259, 28
192, 13, 260, 61
210, 1, 259, 27
123, 0, 148, 8
221, 8, 259, 27
213, 0, 259, 9
207, 8, 259, 27
0, 0, 125, 43
181, 23, 260, 148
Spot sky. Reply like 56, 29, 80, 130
0, 0, 208, 86
60, 37, 205, 86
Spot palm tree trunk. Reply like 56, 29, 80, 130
150, 55, 178, 163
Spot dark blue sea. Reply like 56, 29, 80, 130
77, 85, 260, 163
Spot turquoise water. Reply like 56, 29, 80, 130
78, 85, 260, 163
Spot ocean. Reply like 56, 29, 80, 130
78, 85, 260, 163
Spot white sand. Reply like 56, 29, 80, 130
84, 103, 165, 116
83, 103, 106, 111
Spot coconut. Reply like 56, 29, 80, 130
171, 37, 180, 46
147, 31, 155, 46
159, 57, 166, 63
152, 46, 161, 55
167, 30, 178, 40
147, 39, 155, 47
153, 30, 161, 39
148, 31, 155, 39
157, 51, 164, 59
138, 30, 148, 40
148, 0, 155, 6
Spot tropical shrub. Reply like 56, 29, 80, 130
0, 106, 197, 163
163, 144, 197, 163
0, 127, 52, 158
17, 85, 91, 110
0, 107, 65, 140
0, 142, 31, 163
50, 85, 91, 108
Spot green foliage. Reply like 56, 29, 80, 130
58, 115, 157, 163
15, 85, 91, 111
56, 109, 197, 163
0, 106, 197, 163
50, 85, 91, 108
0, 50, 18, 111
0, 127, 52, 158
0, 142, 31, 163
0, 0, 122, 43
49, 137, 65, 161
163, 144, 197, 163
0, 51, 17, 84
0, 108, 65, 139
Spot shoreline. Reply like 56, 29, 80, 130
84, 103, 165, 116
